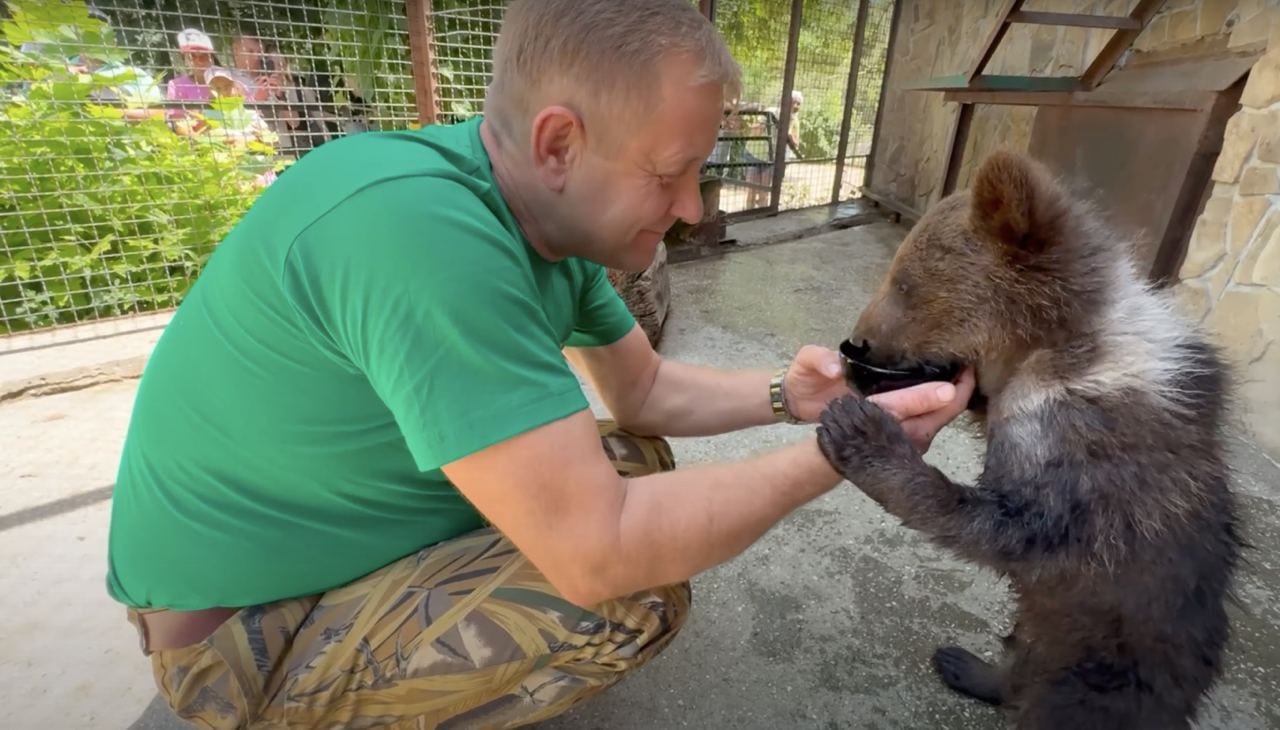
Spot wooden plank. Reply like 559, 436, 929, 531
941, 88, 1213, 111
1008, 11, 1140, 30
832, 0, 872, 204
1080, 0, 1169, 89
939, 103, 974, 198
966, 0, 1027, 82
405, 0, 439, 126
861, 0, 902, 196
902, 74, 1082, 92
769, 0, 804, 215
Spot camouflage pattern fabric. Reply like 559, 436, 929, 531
129, 420, 686, 729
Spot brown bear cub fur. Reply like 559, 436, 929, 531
817, 149, 1241, 729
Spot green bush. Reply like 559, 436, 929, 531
0, 1, 273, 333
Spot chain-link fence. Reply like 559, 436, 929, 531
1, 0, 892, 341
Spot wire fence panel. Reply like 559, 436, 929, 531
707, 0, 794, 216
0, 0, 416, 338
836, 0, 893, 203
1, 0, 891, 341
772, 0, 892, 213
430, 3, 502, 123
703, 0, 894, 216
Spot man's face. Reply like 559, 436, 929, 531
558, 58, 724, 272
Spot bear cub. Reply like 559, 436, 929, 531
817, 150, 1241, 730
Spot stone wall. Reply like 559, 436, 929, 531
1176, 5, 1280, 458
869, 0, 1280, 458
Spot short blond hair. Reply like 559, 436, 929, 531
485, 0, 741, 145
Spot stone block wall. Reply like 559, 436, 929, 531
1176, 4, 1280, 458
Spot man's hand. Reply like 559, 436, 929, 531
778, 345, 852, 422
867, 367, 975, 453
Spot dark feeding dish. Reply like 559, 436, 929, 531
838, 339, 960, 396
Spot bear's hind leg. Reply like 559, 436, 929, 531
932, 646, 1006, 705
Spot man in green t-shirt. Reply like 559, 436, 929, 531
108, 1, 974, 727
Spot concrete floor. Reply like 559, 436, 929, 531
2, 220, 1278, 729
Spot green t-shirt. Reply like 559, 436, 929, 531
106, 116, 637, 610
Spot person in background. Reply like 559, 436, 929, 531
165, 28, 217, 105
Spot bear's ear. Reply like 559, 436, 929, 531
969, 149, 1068, 254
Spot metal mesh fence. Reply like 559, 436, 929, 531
0, 0, 418, 340
708, 0, 793, 216
705, 0, 894, 215
1, 0, 892, 341
786, 0, 894, 209
430, 3, 501, 123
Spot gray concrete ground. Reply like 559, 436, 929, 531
2, 220, 1277, 729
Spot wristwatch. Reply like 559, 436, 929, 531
769, 367, 804, 424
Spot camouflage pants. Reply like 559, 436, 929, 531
130, 420, 687, 729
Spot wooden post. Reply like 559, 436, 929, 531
940, 102, 974, 197
770, 0, 804, 214
699, 0, 717, 21
832, 0, 871, 204
406, 0, 439, 126
862, 0, 903, 196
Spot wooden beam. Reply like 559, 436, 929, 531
1080, 0, 1169, 90
902, 74, 1082, 92
939, 103, 974, 198
832, 0, 872, 204
1008, 11, 1141, 30
941, 88, 1214, 111
769, 0, 804, 214
861, 0, 902, 196
966, 0, 1027, 82
406, 0, 439, 126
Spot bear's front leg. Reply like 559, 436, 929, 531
815, 395, 940, 510
817, 395, 1078, 575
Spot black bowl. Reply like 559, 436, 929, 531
838, 339, 959, 396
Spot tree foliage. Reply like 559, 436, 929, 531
0, 0, 270, 332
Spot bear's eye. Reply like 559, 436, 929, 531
896, 282, 909, 296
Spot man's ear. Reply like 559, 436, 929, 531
529, 105, 584, 193
969, 148, 1068, 254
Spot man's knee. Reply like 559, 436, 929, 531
586, 579, 691, 673
596, 419, 675, 477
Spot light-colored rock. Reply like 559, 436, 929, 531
1260, 121, 1280, 164
1201, 0, 1239, 36
1232, 7, 1277, 49
1167, 8, 1200, 43
1172, 279, 1213, 321
1231, 196, 1273, 257
1238, 212, 1280, 286
1212, 112, 1261, 183
1183, 202, 1231, 279
1240, 165, 1280, 196
1241, 51, 1280, 109
1206, 288, 1269, 368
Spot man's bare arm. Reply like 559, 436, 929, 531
440, 406, 839, 607
564, 325, 777, 437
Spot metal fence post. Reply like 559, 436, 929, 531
831, 0, 872, 204
770, 0, 804, 214
407, 0, 439, 126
